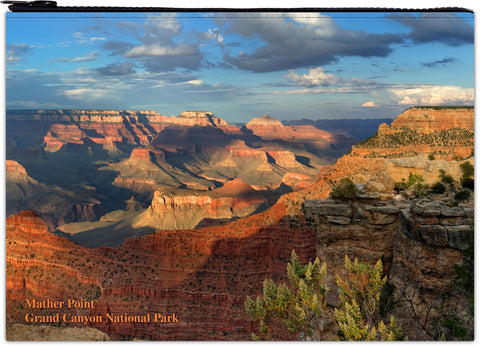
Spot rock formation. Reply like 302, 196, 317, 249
245, 114, 333, 142
302, 194, 473, 340
6, 160, 103, 230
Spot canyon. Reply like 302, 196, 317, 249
6, 109, 358, 234
6, 107, 474, 341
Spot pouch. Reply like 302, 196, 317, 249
5, 1, 474, 341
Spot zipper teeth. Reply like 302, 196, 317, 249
5, 5, 475, 13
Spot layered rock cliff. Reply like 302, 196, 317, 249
6, 206, 316, 340
302, 195, 473, 340
7, 109, 235, 153
245, 114, 333, 143
6, 160, 103, 230
138, 179, 270, 230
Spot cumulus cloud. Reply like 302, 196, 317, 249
109, 15, 204, 72
97, 62, 136, 76
388, 13, 473, 46
53, 51, 99, 63
391, 85, 474, 105
362, 101, 378, 107
284, 67, 341, 87
6, 43, 36, 65
421, 57, 458, 68
218, 13, 404, 72
282, 66, 385, 93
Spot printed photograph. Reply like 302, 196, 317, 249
5, 8, 474, 341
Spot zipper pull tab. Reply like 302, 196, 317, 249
2, 1, 57, 11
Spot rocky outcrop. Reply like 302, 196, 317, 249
245, 114, 333, 143
6, 160, 35, 183
385, 107, 474, 134
388, 199, 473, 340
128, 148, 166, 163
138, 183, 270, 230
303, 197, 473, 340
311, 107, 475, 194
6, 161, 103, 229
303, 197, 404, 305
280, 172, 315, 191
171, 111, 231, 129
349, 107, 474, 159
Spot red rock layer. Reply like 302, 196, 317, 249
6, 206, 316, 341
387, 107, 474, 134
245, 114, 332, 142
7, 110, 238, 152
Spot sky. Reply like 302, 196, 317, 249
5, 8, 474, 122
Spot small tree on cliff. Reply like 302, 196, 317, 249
459, 162, 474, 191
331, 178, 358, 200
244, 250, 328, 340
335, 256, 402, 341
245, 252, 402, 341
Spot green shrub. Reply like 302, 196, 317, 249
460, 177, 474, 190
331, 178, 358, 200
439, 169, 455, 185
460, 162, 474, 179
407, 173, 424, 187
394, 179, 407, 194
431, 182, 446, 194
428, 154, 435, 160
454, 190, 471, 202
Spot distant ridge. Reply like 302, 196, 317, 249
282, 118, 394, 140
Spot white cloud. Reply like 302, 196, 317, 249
6, 43, 37, 65
88, 37, 107, 42
362, 101, 378, 107
63, 88, 107, 99
391, 85, 474, 105
73, 31, 106, 44
53, 51, 99, 63
291, 13, 336, 37
145, 15, 181, 34
125, 44, 197, 57
183, 80, 204, 85
284, 67, 341, 88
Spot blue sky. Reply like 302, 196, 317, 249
6, 11, 474, 122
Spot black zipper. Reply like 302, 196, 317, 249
1, 1, 474, 13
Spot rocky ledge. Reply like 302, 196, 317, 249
302, 195, 473, 340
